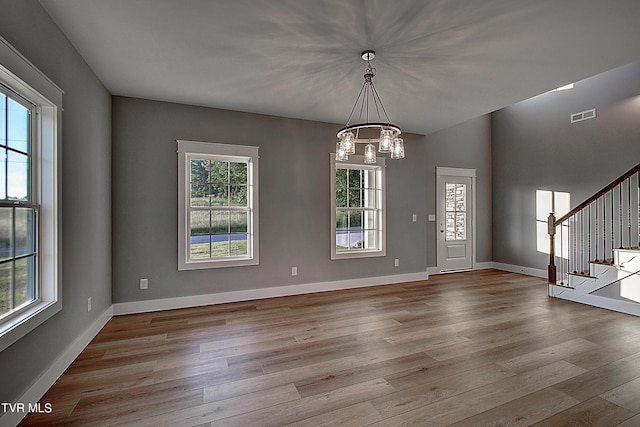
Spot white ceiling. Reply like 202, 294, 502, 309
39, 0, 640, 136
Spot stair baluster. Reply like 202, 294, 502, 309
580, 211, 584, 274
593, 199, 598, 262
628, 179, 632, 248
570, 214, 576, 274
587, 203, 598, 265
601, 196, 605, 261
611, 189, 615, 259
560, 221, 565, 285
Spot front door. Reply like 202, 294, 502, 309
436, 168, 474, 271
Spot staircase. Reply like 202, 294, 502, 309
547, 162, 640, 316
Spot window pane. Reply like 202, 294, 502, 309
348, 210, 362, 230
230, 211, 247, 233
210, 161, 228, 183
349, 230, 364, 249
348, 189, 362, 207
348, 169, 361, 188
14, 208, 35, 257
0, 261, 11, 316
335, 168, 347, 188
445, 212, 456, 241
456, 184, 466, 211
190, 235, 211, 259
190, 182, 209, 207
190, 211, 210, 236
7, 97, 29, 154
336, 210, 347, 230
190, 159, 209, 184
210, 184, 228, 206
363, 189, 376, 209
0, 207, 12, 262
14, 255, 35, 307
336, 232, 349, 251
446, 212, 467, 241
211, 211, 230, 234
7, 150, 29, 200
229, 185, 247, 207
364, 230, 377, 249
211, 234, 230, 257
229, 162, 247, 184
362, 169, 376, 189
445, 183, 456, 212
230, 234, 248, 256
364, 210, 376, 229
456, 213, 467, 240
336, 189, 347, 208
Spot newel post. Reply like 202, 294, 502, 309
547, 212, 556, 285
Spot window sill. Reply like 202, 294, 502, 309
331, 249, 386, 260
0, 299, 61, 353
179, 256, 259, 271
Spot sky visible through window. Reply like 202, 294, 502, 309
1, 93, 30, 201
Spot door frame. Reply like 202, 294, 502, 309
434, 167, 477, 273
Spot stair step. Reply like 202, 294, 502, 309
554, 281, 575, 289
567, 271, 596, 279
590, 259, 616, 266
614, 246, 640, 252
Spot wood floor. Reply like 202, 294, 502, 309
20, 269, 640, 426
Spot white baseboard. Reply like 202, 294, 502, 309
492, 262, 547, 278
474, 262, 494, 270
427, 262, 495, 276
113, 271, 430, 315
3, 306, 113, 427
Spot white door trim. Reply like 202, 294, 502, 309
435, 167, 477, 273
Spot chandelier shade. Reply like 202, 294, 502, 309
335, 50, 404, 163
363, 143, 377, 164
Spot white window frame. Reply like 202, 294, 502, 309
330, 154, 386, 260
0, 37, 61, 352
177, 140, 259, 270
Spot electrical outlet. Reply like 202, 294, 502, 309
291, 267, 298, 276
140, 278, 149, 289
394, 259, 399, 267
412, 214, 417, 222
87, 297, 92, 312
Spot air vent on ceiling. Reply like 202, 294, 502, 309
571, 108, 596, 123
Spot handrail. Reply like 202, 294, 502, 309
555, 162, 640, 226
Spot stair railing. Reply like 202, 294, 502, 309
548, 162, 640, 286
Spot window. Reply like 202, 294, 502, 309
178, 141, 258, 270
330, 155, 385, 259
0, 88, 37, 321
536, 190, 570, 256
0, 39, 61, 352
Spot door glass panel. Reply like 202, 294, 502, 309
445, 182, 467, 241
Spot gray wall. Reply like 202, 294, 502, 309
422, 115, 493, 267
492, 60, 640, 270
112, 97, 429, 303
0, 0, 112, 406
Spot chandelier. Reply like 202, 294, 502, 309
336, 50, 404, 164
